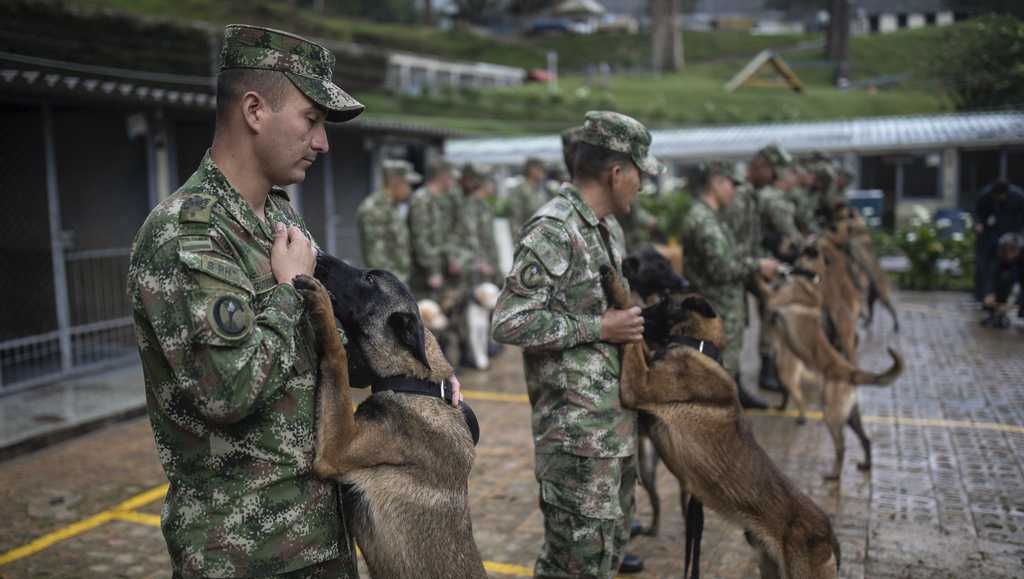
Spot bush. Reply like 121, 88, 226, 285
894, 207, 975, 291
933, 14, 1024, 110
638, 189, 694, 241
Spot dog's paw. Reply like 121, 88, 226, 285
822, 472, 841, 482
856, 461, 872, 471
796, 416, 807, 426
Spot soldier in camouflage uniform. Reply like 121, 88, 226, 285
452, 163, 500, 285
493, 111, 664, 578
127, 25, 364, 578
409, 158, 458, 298
506, 157, 552, 243
356, 159, 421, 286
753, 144, 803, 262
682, 162, 778, 409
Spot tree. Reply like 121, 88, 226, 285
454, 0, 508, 22
943, 0, 1024, 19
934, 14, 1024, 110
651, 0, 683, 72
826, 0, 849, 86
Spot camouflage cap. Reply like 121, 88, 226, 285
756, 144, 793, 170
690, 160, 738, 190
381, 159, 422, 184
220, 24, 364, 122
578, 111, 665, 176
461, 162, 492, 183
561, 125, 585, 152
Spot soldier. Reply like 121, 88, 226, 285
752, 144, 803, 262
126, 25, 366, 578
747, 145, 803, 394
492, 111, 661, 577
356, 159, 421, 286
453, 163, 499, 285
683, 161, 778, 409
507, 157, 551, 243
409, 158, 458, 298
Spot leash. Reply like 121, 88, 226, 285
683, 496, 705, 579
372, 376, 481, 446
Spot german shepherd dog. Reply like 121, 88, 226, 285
759, 244, 904, 480
601, 266, 841, 579
293, 253, 487, 579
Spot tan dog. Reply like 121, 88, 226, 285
759, 246, 904, 480
294, 256, 487, 579
601, 267, 841, 579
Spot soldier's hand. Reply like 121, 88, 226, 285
758, 258, 780, 280
479, 263, 495, 277
271, 222, 316, 285
600, 306, 644, 344
428, 273, 444, 289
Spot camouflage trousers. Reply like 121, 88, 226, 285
705, 288, 745, 376
171, 556, 358, 579
534, 452, 637, 579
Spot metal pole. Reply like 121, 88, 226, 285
43, 103, 73, 372
323, 151, 337, 255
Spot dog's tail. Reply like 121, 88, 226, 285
852, 348, 904, 387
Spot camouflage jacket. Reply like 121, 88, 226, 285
127, 152, 352, 577
492, 185, 637, 458
723, 181, 763, 265
357, 189, 411, 284
757, 184, 801, 254
408, 185, 457, 281
452, 194, 499, 282
506, 180, 550, 243
683, 198, 758, 306
789, 186, 820, 235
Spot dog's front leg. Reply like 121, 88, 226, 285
293, 275, 357, 479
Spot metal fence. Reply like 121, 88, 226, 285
0, 247, 135, 394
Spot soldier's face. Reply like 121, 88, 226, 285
257, 84, 329, 186
748, 156, 773, 186
610, 161, 641, 216
712, 175, 736, 207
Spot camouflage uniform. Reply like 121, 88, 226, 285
492, 111, 663, 579
683, 196, 759, 376
356, 160, 421, 286
409, 181, 457, 296
129, 153, 357, 578
128, 25, 364, 579
755, 145, 802, 259
451, 167, 499, 285
507, 158, 552, 243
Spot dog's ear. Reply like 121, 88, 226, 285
680, 295, 717, 318
388, 311, 431, 371
622, 256, 640, 280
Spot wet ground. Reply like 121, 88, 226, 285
1, 291, 1022, 578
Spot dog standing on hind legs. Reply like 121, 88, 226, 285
293, 254, 487, 579
600, 265, 840, 579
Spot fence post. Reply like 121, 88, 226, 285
42, 103, 73, 373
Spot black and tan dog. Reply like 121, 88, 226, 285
759, 244, 904, 480
602, 266, 841, 579
293, 253, 486, 579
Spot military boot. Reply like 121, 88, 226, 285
758, 354, 784, 393
736, 373, 768, 410
619, 553, 645, 574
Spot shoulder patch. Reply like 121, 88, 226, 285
207, 294, 254, 341
179, 250, 255, 295
179, 193, 218, 224
528, 196, 574, 225
519, 221, 571, 277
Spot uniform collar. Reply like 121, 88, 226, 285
695, 196, 719, 214
191, 150, 278, 241
559, 184, 601, 227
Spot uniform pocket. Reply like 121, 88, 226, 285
537, 454, 623, 520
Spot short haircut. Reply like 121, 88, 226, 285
572, 141, 635, 183
425, 159, 450, 181
216, 69, 292, 121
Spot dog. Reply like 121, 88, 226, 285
294, 253, 486, 579
602, 266, 841, 579
620, 247, 689, 537
759, 245, 904, 480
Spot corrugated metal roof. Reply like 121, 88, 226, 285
445, 112, 1024, 165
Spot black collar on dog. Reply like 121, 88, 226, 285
668, 335, 723, 366
372, 376, 480, 446
790, 267, 821, 284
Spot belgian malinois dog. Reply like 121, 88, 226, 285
759, 245, 904, 480
601, 266, 841, 579
293, 253, 486, 579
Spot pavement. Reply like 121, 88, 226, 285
1, 290, 1023, 578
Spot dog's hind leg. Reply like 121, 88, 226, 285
635, 430, 661, 537
847, 404, 872, 471
777, 350, 806, 423
823, 380, 849, 481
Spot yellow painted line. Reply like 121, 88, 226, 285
0, 511, 116, 566
113, 483, 169, 511
746, 408, 1024, 435
112, 511, 161, 527
462, 390, 530, 403
484, 560, 534, 576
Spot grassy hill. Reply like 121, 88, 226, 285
37, 0, 953, 134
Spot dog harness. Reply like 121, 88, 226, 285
372, 376, 481, 446
667, 335, 723, 366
